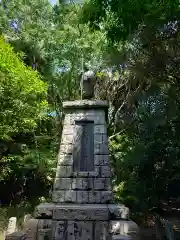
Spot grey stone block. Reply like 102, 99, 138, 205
63, 100, 108, 110
5, 231, 26, 240
77, 191, 89, 203
64, 190, 77, 203
94, 178, 105, 190
88, 191, 101, 203
52, 191, 65, 203
37, 229, 52, 240
94, 125, 107, 134
52, 220, 67, 240
53, 204, 109, 220
37, 219, 52, 229
58, 154, 73, 166
110, 220, 139, 240
94, 134, 108, 144
94, 155, 109, 165
35, 203, 55, 218
104, 178, 112, 190
94, 221, 110, 240
94, 143, 109, 154
61, 134, 74, 145
23, 219, 40, 240
108, 204, 130, 220
54, 178, 72, 190
66, 221, 74, 240
63, 125, 74, 135
56, 166, 73, 178
60, 144, 74, 154
101, 166, 112, 177
72, 178, 93, 190
88, 166, 100, 177
73, 221, 93, 240
101, 191, 112, 203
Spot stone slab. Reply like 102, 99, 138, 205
53, 204, 109, 220
54, 178, 72, 190
57, 154, 73, 166
34, 203, 55, 218
56, 166, 73, 178
100, 166, 112, 177
94, 125, 107, 134
64, 113, 105, 125
5, 231, 26, 240
52, 221, 67, 240
94, 155, 109, 165
101, 191, 113, 203
71, 178, 93, 190
108, 205, 130, 220
37, 229, 52, 240
63, 100, 108, 110
94, 221, 110, 240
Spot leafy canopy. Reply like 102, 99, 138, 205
0, 36, 48, 140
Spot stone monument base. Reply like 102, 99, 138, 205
33, 203, 131, 240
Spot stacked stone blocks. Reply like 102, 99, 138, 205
52, 104, 112, 205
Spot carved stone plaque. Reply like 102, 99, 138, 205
73, 121, 94, 172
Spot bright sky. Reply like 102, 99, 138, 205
50, 0, 57, 5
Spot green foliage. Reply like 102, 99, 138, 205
81, 0, 180, 42
0, 36, 47, 140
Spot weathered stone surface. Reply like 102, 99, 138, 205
77, 191, 89, 203
35, 203, 55, 218
52, 191, 65, 203
110, 220, 139, 240
6, 231, 26, 240
101, 166, 112, 177
24, 219, 39, 240
52, 221, 67, 240
108, 205, 130, 220
94, 143, 109, 154
53, 204, 109, 220
64, 190, 77, 202
65, 112, 106, 125
94, 134, 108, 144
101, 191, 112, 203
72, 178, 93, 190
56, 166, 73, 178
37, 229, 52, 240
63, 100, 108, 110
6, 217, 17, 236
75, 171, 89, 177
63, 125, 75, 135
61, 134, 74, 145
37, 220, 52, 229
88, 191, 101, 203
94, 155, 109, 165
73, 221, 93, 240
60, 144, 74, 154
58, 154, 73, 166
54, 178, 72, 190
94, 221, 111, 240
94, 125, 107, 134
104, 178, 112, 191
67, 221, 75, 240
94, 178, 105, 190
73, 120, 94, 172
93, 178, 111, 191
88, 166, 100, 177
112, 235, 132, 240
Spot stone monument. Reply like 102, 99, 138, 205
6, 70, 139, 240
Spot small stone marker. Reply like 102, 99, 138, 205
6, 217, 17, 236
